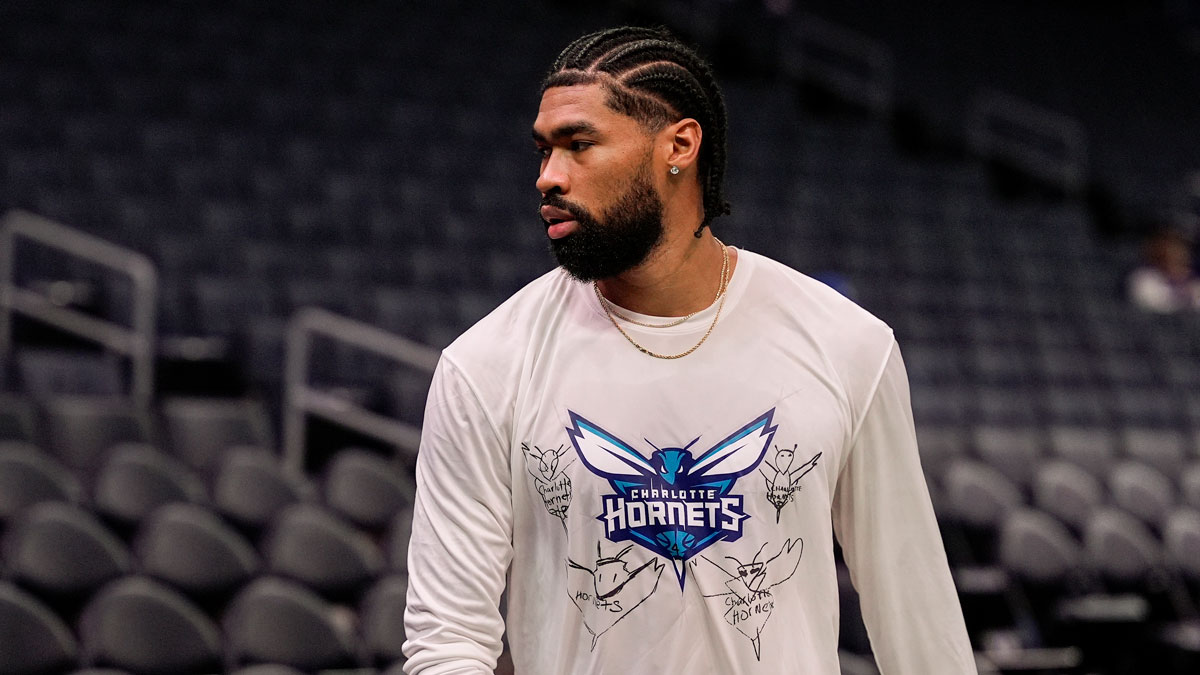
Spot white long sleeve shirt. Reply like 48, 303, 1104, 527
403, 249, 975, 674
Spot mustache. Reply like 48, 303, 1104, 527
540, 193, 584, 220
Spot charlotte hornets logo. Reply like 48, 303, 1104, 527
567, 409, 777, 589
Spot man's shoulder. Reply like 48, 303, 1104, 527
743, 249, 892, 341
441, 266, 580, 369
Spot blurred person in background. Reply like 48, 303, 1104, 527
403, 25, 974, 675
1127, 229, 1200, 313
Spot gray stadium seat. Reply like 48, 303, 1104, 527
40, 396, 154, 473
134, 502, 260, 607
944, 458, 1024, 528
1163, 508, 1200, 584
1047, 425, 1116, 478
1107, 461, 1176, 531
263, 503, 384, 601
92, 443, 206, 530
361, 574, 408, 666
1120, 427, 1187, 477
323, 448, 415, 532
971, 425, 1044, 488
228, 666, 306, 675
999, 508, 1084, 586
0, 580, 78, 675
0, 442, 81, 524
213, 447, 314, 535
2, 502, 131, 613
914, 424, 966, 485
0, 394, 35, 441
1083, 508, 1164, 587
16, 349, 125, 400
387, 505, 415, 574
78, 576, 222, 674
161, 396, 274, 474
1032, 460, 1104, 534
223, 576, 361, 671
1184, 463, 1200, 511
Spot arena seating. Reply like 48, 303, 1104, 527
0, 1, 1198, 674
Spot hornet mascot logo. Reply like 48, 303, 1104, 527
567, 409, 777, 589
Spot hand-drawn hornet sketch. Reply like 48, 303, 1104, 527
521, 442, 574, 527
566, 542, 665, 650
760, 445, 821, 522
690, 538, 804, 660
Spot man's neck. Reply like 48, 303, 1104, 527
595, 230, 734, 317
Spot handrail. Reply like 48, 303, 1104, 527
0, 210, 157, 406
967, 90, 1089, 193
782, 13, 895, 115
282, 306, 440, 473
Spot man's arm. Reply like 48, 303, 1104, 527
403, 357, 513, 675
831, 341, 976, 674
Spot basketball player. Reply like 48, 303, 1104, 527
403, 26, 975, 674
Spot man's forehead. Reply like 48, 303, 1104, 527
532, 83, 637, 138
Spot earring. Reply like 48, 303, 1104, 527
669, 165, 680, 175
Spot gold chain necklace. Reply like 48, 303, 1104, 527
594, 237, 730, 360
596, 240, 729, 328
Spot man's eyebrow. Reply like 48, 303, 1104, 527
531, 121, 601, 143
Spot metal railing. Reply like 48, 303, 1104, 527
781, 13, 895, 115
967, 90, 1089, 194
282, 306, 440, 473
0, 210, 158, 406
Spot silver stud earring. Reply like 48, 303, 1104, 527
669, 165, 680, 175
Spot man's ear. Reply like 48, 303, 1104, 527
663, 118, 702, 173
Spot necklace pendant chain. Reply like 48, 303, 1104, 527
594, 237, 730, 360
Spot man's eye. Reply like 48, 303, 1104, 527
570, 141, 592, 152
535, 146, 551, 159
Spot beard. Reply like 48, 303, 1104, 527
542, 163, 665, 282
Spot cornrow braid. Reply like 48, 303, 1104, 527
542, 26, 731, 235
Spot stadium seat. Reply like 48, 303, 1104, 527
999, 508, 1084, 587
971, 425, 1044, 488
361, 574, 408, 666
943, 458, 1024, 563
227, 666, 306, 675
0, 442, 81, 525
1032, 460, 1104, 534
16, 349, 125, 400
1083, 508, 1164, 590
161, 396, 274, 474
0, 580, 78, 675
134, 502, 260, 611
0, 394, 35, 441
1163, 508, 1200, 587
914, 424, 966, 485
1184, 463, 1200, 511
223, 576, 361, 671
1120, 428, 1188, 477
213, 447, 314, 536
39, 396, 154, 473
1107, 461, 1177, 531
263, 503, 384, 601
323, 447, 415, 532
78, 576, 222, 674
386, 505, 415, 574
92, 443, 207, 531
1047, 425, 1116, 478
2, 502, 131, 616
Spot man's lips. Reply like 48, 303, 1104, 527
541, 204, 578, 240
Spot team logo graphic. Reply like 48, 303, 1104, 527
690, 538, 804, 660
567, 542, 665, 650
760, 445, 822, 523
567, 409, 777, 589
520, 442, 573, 528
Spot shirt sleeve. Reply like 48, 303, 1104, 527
831, 341, 977, 674
403, 356, 514, 675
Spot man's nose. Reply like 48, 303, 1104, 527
536, 151, 569, 195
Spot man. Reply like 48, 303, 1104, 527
403, 26, 975, 674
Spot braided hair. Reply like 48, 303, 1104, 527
543, 26, 731, 236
